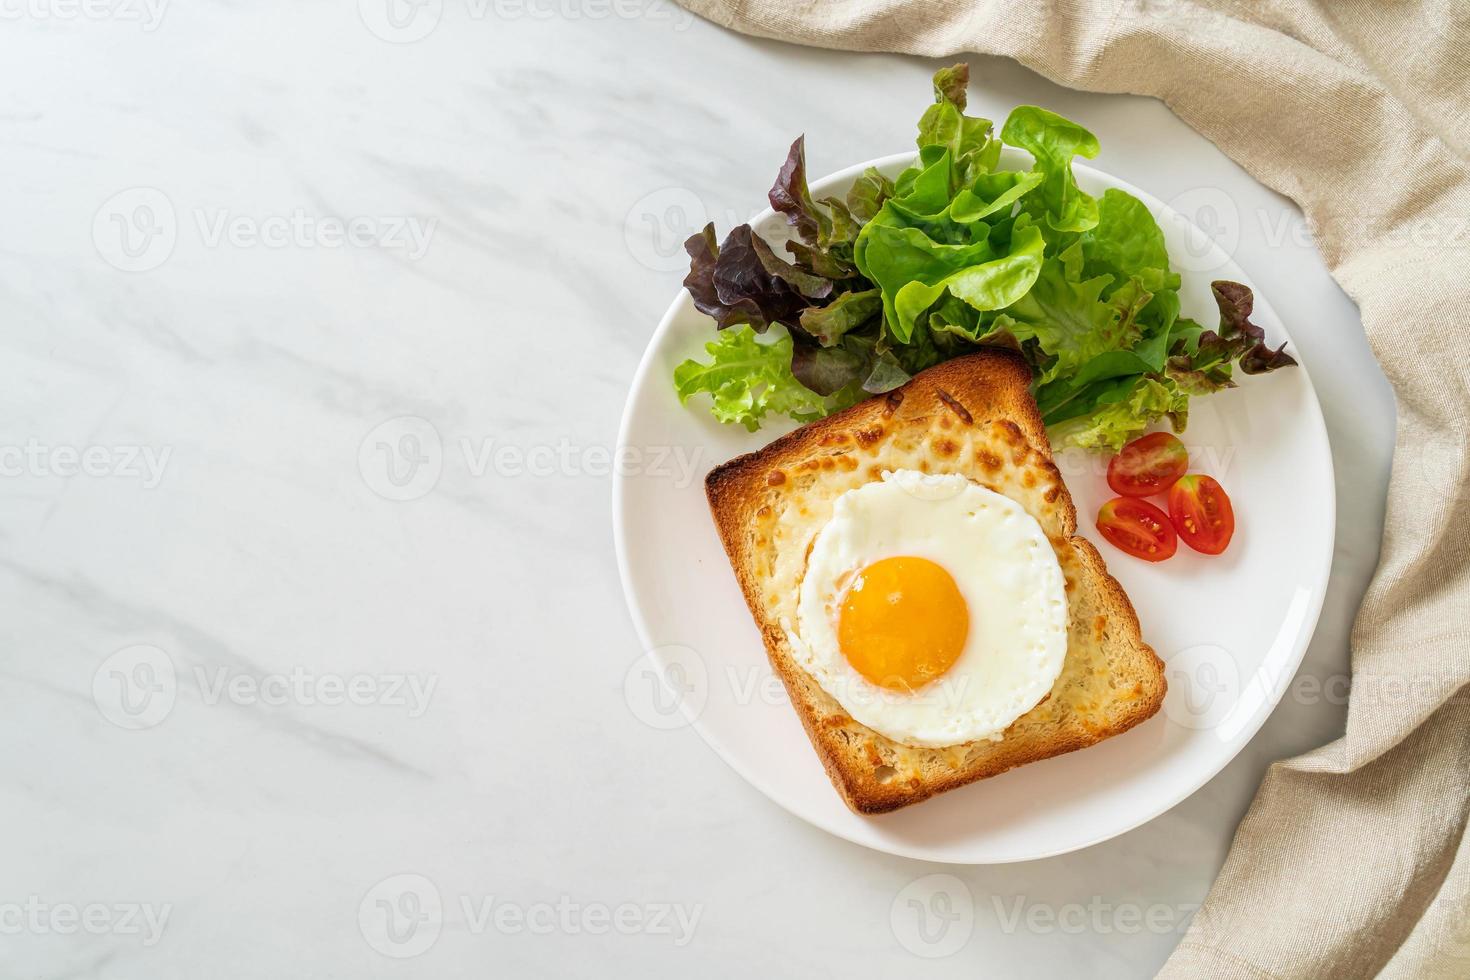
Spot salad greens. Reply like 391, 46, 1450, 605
674, 65, 1295, 448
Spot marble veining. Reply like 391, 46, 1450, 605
0, 5, 1394, 978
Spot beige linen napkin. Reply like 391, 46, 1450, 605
673, 1, 1470, 975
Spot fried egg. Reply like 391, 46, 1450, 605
789, 469, 1068, 748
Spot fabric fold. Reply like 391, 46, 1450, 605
674, 1, 1470, 975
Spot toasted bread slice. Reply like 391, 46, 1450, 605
704, 350, 1165, 814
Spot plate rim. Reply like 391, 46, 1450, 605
612, 150, 1337, 864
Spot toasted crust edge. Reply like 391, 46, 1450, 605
705, 350, 1165, 814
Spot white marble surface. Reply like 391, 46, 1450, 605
0, 5, 1396, 978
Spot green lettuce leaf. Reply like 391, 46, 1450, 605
1053, 376, 1190, 451
797, 288, 882, 346
1081, 189, 1174, 284
949, 171, 1045, 223
890, 221, 1045, 337
845, 167, 896, 223
915, 63, 1000, 188
673, 64, 1295, 446
1000, 105, 1100, 235
855, 166, 1049, 342
854, 218, 995, 341
674, 327, 843, 431
1001, 241, 1143, 382
889, 145, 957, 218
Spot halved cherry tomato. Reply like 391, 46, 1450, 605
1107, 431, 1189, 497
1168, 474, 1235, 555
1097, 497, 1177, 562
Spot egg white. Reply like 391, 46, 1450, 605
788, 469, 1068, 748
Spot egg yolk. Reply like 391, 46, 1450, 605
837, 556, 969, 691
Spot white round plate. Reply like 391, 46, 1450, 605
613, 150, 1335, 864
